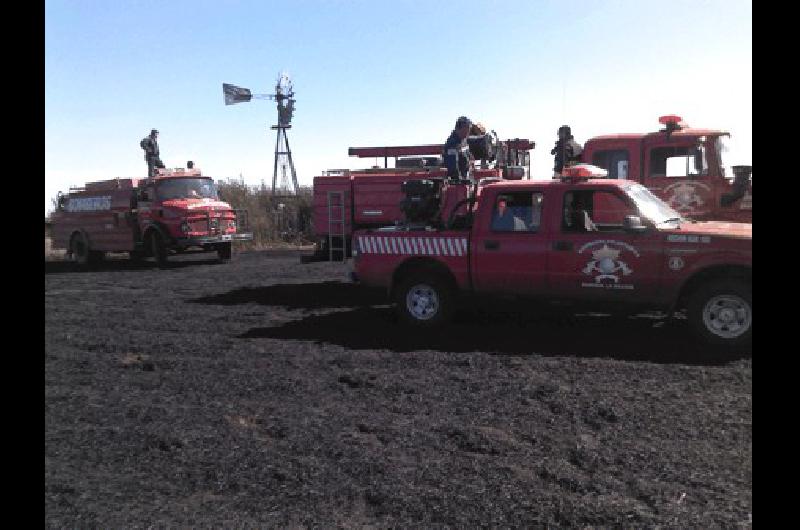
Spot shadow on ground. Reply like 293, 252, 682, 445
190, 281, 385, 309
191, 282, 747, 365
239, 306, 745, 365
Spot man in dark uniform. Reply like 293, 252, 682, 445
443, 116, 473, 181
551, 125, 583, 176
140, 129, 165, 177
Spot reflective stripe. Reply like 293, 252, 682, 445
447, 238, 456, 256
440, 238, 448, 256
390, 238, 398, 254
461, 238, 468, 254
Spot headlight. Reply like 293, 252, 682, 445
229, 220, 236, 230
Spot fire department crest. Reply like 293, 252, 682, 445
663, 181, 711, 212
578, 240, 640, 290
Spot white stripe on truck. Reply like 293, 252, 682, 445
359, 236, 468, 257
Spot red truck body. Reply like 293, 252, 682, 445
579, 117, 752, 222
307, 139, 535, 260
50, 168, 253, 266
352, 175, 752, 348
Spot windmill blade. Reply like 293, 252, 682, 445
223, 83, 253, 105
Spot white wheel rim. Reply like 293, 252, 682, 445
406, 284, 439, 321
703, 294, 751, 339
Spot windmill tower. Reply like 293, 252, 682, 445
223, 72, 299, 195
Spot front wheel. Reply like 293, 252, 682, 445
687, 279, 752, 349
394, 275, 454, 329
216, 242, 232, 262
148, 231, 168, 268
69, 232, 90, 267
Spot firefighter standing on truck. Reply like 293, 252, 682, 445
551, 125, 583, 176
443, 116, 472, 181
141, 128, 165, 177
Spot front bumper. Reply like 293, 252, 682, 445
174, 232, 253, 248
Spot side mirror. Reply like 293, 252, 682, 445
623, 215, 648, 233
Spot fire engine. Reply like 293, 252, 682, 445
577, 115, 751, 222
351, 164, 752, 349
305, 132, 535, 261
50, 167, 253, 267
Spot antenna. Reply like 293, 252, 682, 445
223, 72, 299, 195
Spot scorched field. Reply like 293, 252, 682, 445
45, 250, 751, 527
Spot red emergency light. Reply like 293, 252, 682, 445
561, 164, 608, 180
658, 115, 683, 126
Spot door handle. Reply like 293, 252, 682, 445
484, 240, 499, 250
553, 241, 573, 251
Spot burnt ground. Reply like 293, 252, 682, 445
45, 250, 751, 527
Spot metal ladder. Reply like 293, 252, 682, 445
327, 191, 346, 261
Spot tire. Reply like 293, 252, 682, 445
217, 242, 232, 262
69, 232, 90, 268
394, 274, 454, 329
687, 279, 752, 349
148, 231, 168, 268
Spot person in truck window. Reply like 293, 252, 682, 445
443, 116, 472, 181
140, 128, 165, 178
492, 197, 527, 231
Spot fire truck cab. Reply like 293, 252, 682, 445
50, 168, 253, 267
579, 115, 752, 222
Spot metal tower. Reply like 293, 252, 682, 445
223, 72, 299, 195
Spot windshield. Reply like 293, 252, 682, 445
625, 183, 683, 224
156, 178, 218, 200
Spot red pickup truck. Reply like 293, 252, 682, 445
351, 167, 752, 348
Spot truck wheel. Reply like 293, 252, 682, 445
217, 242, 232, 262
687, 279, 752, 349
395, 275, 453, 328
148, 231, 168, 268
69, 232, 90, 267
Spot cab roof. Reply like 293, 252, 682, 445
588, 127, 728, 142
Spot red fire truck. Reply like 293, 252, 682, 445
351, 165, 752, 349
50, 167, 253, 267
305, 135, 535, 261
578, 115, 751, 222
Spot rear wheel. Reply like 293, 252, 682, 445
687, 279, 752, 350
148, 231, 168, 268
394, 274, 454, 329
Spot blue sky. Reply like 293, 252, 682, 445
45, 0, 752, 215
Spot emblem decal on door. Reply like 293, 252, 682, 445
663, 181, 711, 212
578, 240, 640, 290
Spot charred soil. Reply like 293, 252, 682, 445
45, 250, 751, 527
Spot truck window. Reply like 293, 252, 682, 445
650, 146, 707, 178
591, 149, 629, 179
491, 192, 543, 232
563, 190, 635, 232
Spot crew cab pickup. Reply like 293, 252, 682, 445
352, 175, 752, 348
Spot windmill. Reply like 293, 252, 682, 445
223, 72, 299, 195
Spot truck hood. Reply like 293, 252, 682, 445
161, 198, 232, 212
664, 220, 752, 239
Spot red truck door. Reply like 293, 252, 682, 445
547, 187, 663, 302
471, 188, 549, 296
642, 136, 717, 219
